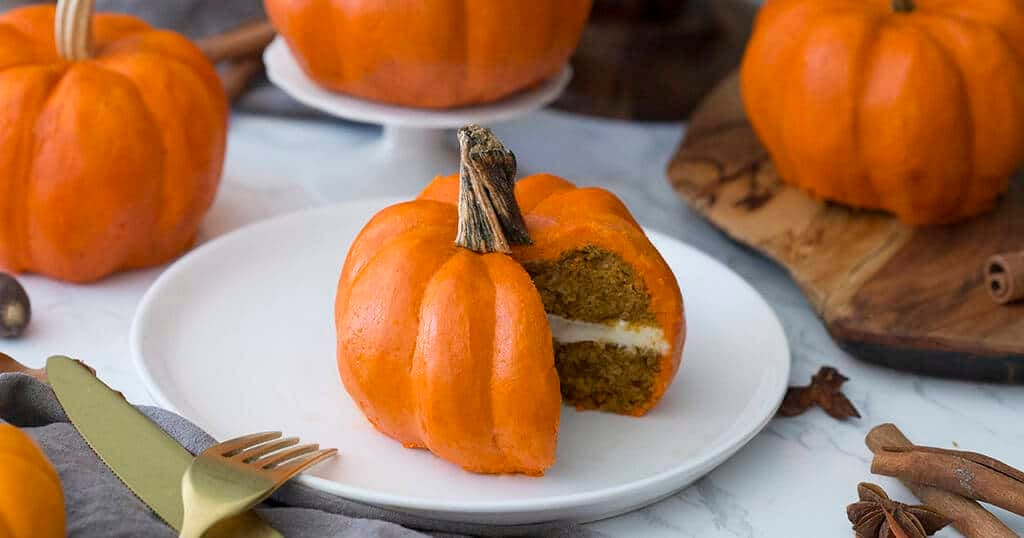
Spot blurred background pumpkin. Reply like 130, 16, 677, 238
265, 0, 593, 109
741, 0, 1024, 225
0, 423, 64, 538
0, 0, 228, 282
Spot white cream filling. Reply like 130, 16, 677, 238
547, 314, 669, 354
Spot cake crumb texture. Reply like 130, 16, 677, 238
523, 246, 655, 324
555, 341, 661, 413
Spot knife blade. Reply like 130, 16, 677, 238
47, 356, 281, 537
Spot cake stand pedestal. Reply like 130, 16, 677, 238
264, 37, 573, 200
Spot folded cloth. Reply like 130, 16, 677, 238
0, 373, 597, 538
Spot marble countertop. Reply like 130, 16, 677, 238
5, 109, 1023, 537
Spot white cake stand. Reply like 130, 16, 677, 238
263, 37, 573, 200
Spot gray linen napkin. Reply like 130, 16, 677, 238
0, 373, 598, 538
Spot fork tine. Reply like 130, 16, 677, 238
271, 448, 338, 478
212, 431, 282, 456
254, 443, 319, 468
234, 437, 300, 461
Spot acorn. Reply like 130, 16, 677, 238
0, 273, 30, 338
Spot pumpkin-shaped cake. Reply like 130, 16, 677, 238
741, 0, 1024, 225
0, 424, 65, 538
0, 0, 228, 282
335, 126, 684, 474
265, 0, 593, 108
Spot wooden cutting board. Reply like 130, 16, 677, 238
667, 73, 1024, 382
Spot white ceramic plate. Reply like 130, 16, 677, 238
131, 200, 790, 525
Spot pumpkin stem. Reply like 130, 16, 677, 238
55, 0, 95, 61
454, 125, 532, 254
892, 0, 915, 13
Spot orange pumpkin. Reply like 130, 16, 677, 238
740, 0, 1024, 225
0, 0, 228, 283
0, 424, 65, 538
336, 126, 685, 474
336, 126, 560, 475
265, 0, 592, 109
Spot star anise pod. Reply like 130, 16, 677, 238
778, 366, 860, 420
847, 483, 951, 538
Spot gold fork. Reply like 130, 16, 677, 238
179, 432, 337, 538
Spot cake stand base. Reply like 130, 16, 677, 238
264, 37, 572, 201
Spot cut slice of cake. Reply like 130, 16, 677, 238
420, 173, 685, 417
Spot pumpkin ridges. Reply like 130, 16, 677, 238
337, 202, 457, 297
483, 252, 559, 474
741, 0, 837, 191
26, 62, 163, 281
858, 21, 973, 223
0, 24, 48, 69
0, 66, 61, 274
266, 0, 342, 91
940, 0, 1024, 61
744, 0, 1024, 224
97, 51, 227, 265
97, 31, 225, 97
411, 251, 507, 472
906, 19, 977, 222
511, 173, 576, 211
89, 12, 151, 47
267, 0, 591, 108
778, 10, 877, 208
337, 232, 458, 446
0, 7, 59, 57
529, 186, 640, 229
912, 13, 1024, 173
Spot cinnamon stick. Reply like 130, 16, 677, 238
866, 424, 1016, 538
196, 19, 275, 64
983, 251, 1024, 303
985, 251, 1024, 304
221, 58, 263, 102
873, 447, 1024, 517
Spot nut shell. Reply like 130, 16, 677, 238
0, 273, 30, 338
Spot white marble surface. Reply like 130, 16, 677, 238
4, 109, 1024, 537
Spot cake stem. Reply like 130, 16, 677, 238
455, 125, 532, 254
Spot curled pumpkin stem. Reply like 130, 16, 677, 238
455, 125, 532, 254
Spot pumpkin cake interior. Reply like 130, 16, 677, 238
522, 246, 666, 413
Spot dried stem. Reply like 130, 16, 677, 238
455, 125, 531, 254
55, 0, 94, 61
866, 424, 1017, 538
893, 0, 915, 13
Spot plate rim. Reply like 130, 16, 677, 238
131, 199, 790, 516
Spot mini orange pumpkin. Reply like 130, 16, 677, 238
741, 0, 1024, 225
336, 126, 685, 474
0, 0, 228, 283
0, 424, 65, 538
336, 126, 560, 475
265, 0, 592, 109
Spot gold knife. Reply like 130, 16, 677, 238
47, 356, 281, 537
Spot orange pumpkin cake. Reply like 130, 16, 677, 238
336, 125, 684, 474
420, 173, 685, 416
